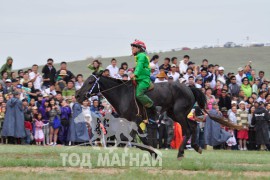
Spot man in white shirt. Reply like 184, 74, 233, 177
106, 58, 119, 77
29, 64, 43, 90
235, 67, 246, 86
167, 64, 180, 81
43, 84, 57, 96
179, 55, 190, 74
114, 68, 125, 79
256, 91, 267, 103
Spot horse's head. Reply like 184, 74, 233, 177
76, 74, 100, 104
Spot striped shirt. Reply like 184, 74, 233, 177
236, 109, 248, 127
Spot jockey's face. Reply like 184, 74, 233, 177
131, 46, 140, 55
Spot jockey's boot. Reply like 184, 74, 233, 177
146, 106, 158, 121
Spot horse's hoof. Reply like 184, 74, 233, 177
177, 156, 184, 161
198, 148, 202, 154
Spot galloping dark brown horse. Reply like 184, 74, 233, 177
76, 74, 240, 159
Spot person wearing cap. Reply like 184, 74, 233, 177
216, 66, 227, 85
29, 64, 43, 91
149, 62, 157, 82
159, 57, 171, 74
0, 57, 13, 79
1, 91, 26, 141
195, 76, 203, 88
17, 70, 24, 80
42, 58, 57, 89
167, 64, 180, 81
251, 101, 270, 151
179, 55, 190, 74
235, 67, 246, 86
154, 70, 168, 83
130, 40, 157, 121
5, 79, 14, 94
55, 70, 67, 92
55, 62, 75, 83
236, 101, 249, 150
218, 89, 231, 115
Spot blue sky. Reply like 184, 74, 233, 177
0, 0, 269, 69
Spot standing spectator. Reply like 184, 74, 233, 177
235, 67, 246, 86
179, 55, 189, 74
0, 106, 6, 143
150, 55, 160, 77
62, 81, 76, 102
48, 98, 61, 146
256, 91, 267, 103
258, 71, 265, 87
201, 59, 209, 69
29, 64, 43, 91
75, 74, 84, 91
120, 62, 129, 74
43, 84, 57, 97
187, 76, 195, 87
55, 62, 75, 83
68, 102, 90, 144
204, 102, 231, 148
218, 89, 232, 116
205, 88, 215, 110
59, 100, 71, 145
154, 71, 168, 83
158, 112, 168, 149
20, 71, 30, 87
0, 71, 8, 90
114, 68, 125, 79
207, 64, 217, 89
183, 67, 194, 81
106, 58, 119, 77
1, 92, 26, 142
55, 70, 67, 92
171, 57, 179, 72
241, 77, 252, 98
42, 58, 56, 89
88, 60, 103, 75
167, 64, 180, 81
34, 113, 44, 146
159, 57, 171, 74
0, 57, 13, 79
236, 101, 249, 150
216, 67, 227, 85
251, 102, 270, 151
252, 78, 260, 94
248, 106, 256, 150
17, 69, 24, 80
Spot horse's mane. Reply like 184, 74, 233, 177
101, 76, 131, 84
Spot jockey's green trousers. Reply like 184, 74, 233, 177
135, 79, 153, 108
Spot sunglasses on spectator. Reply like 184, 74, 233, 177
231, 79, 236, 80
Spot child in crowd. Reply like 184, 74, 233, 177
0, 106, 6, 143
34, 113, 44, 145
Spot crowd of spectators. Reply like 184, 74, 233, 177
0, 54, 269, 151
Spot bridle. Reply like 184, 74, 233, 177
85, 75, 140, 116
87, 75, 100, 97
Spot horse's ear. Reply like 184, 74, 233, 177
96, 70, 104, 77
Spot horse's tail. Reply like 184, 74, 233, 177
189, 87, 242, 130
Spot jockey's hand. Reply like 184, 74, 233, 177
129, 74, 135, 79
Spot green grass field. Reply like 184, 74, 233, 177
0, 145, 270, 179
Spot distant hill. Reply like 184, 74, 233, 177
25, 46, 270, 79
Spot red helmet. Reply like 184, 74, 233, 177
131, 39, 146, 51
